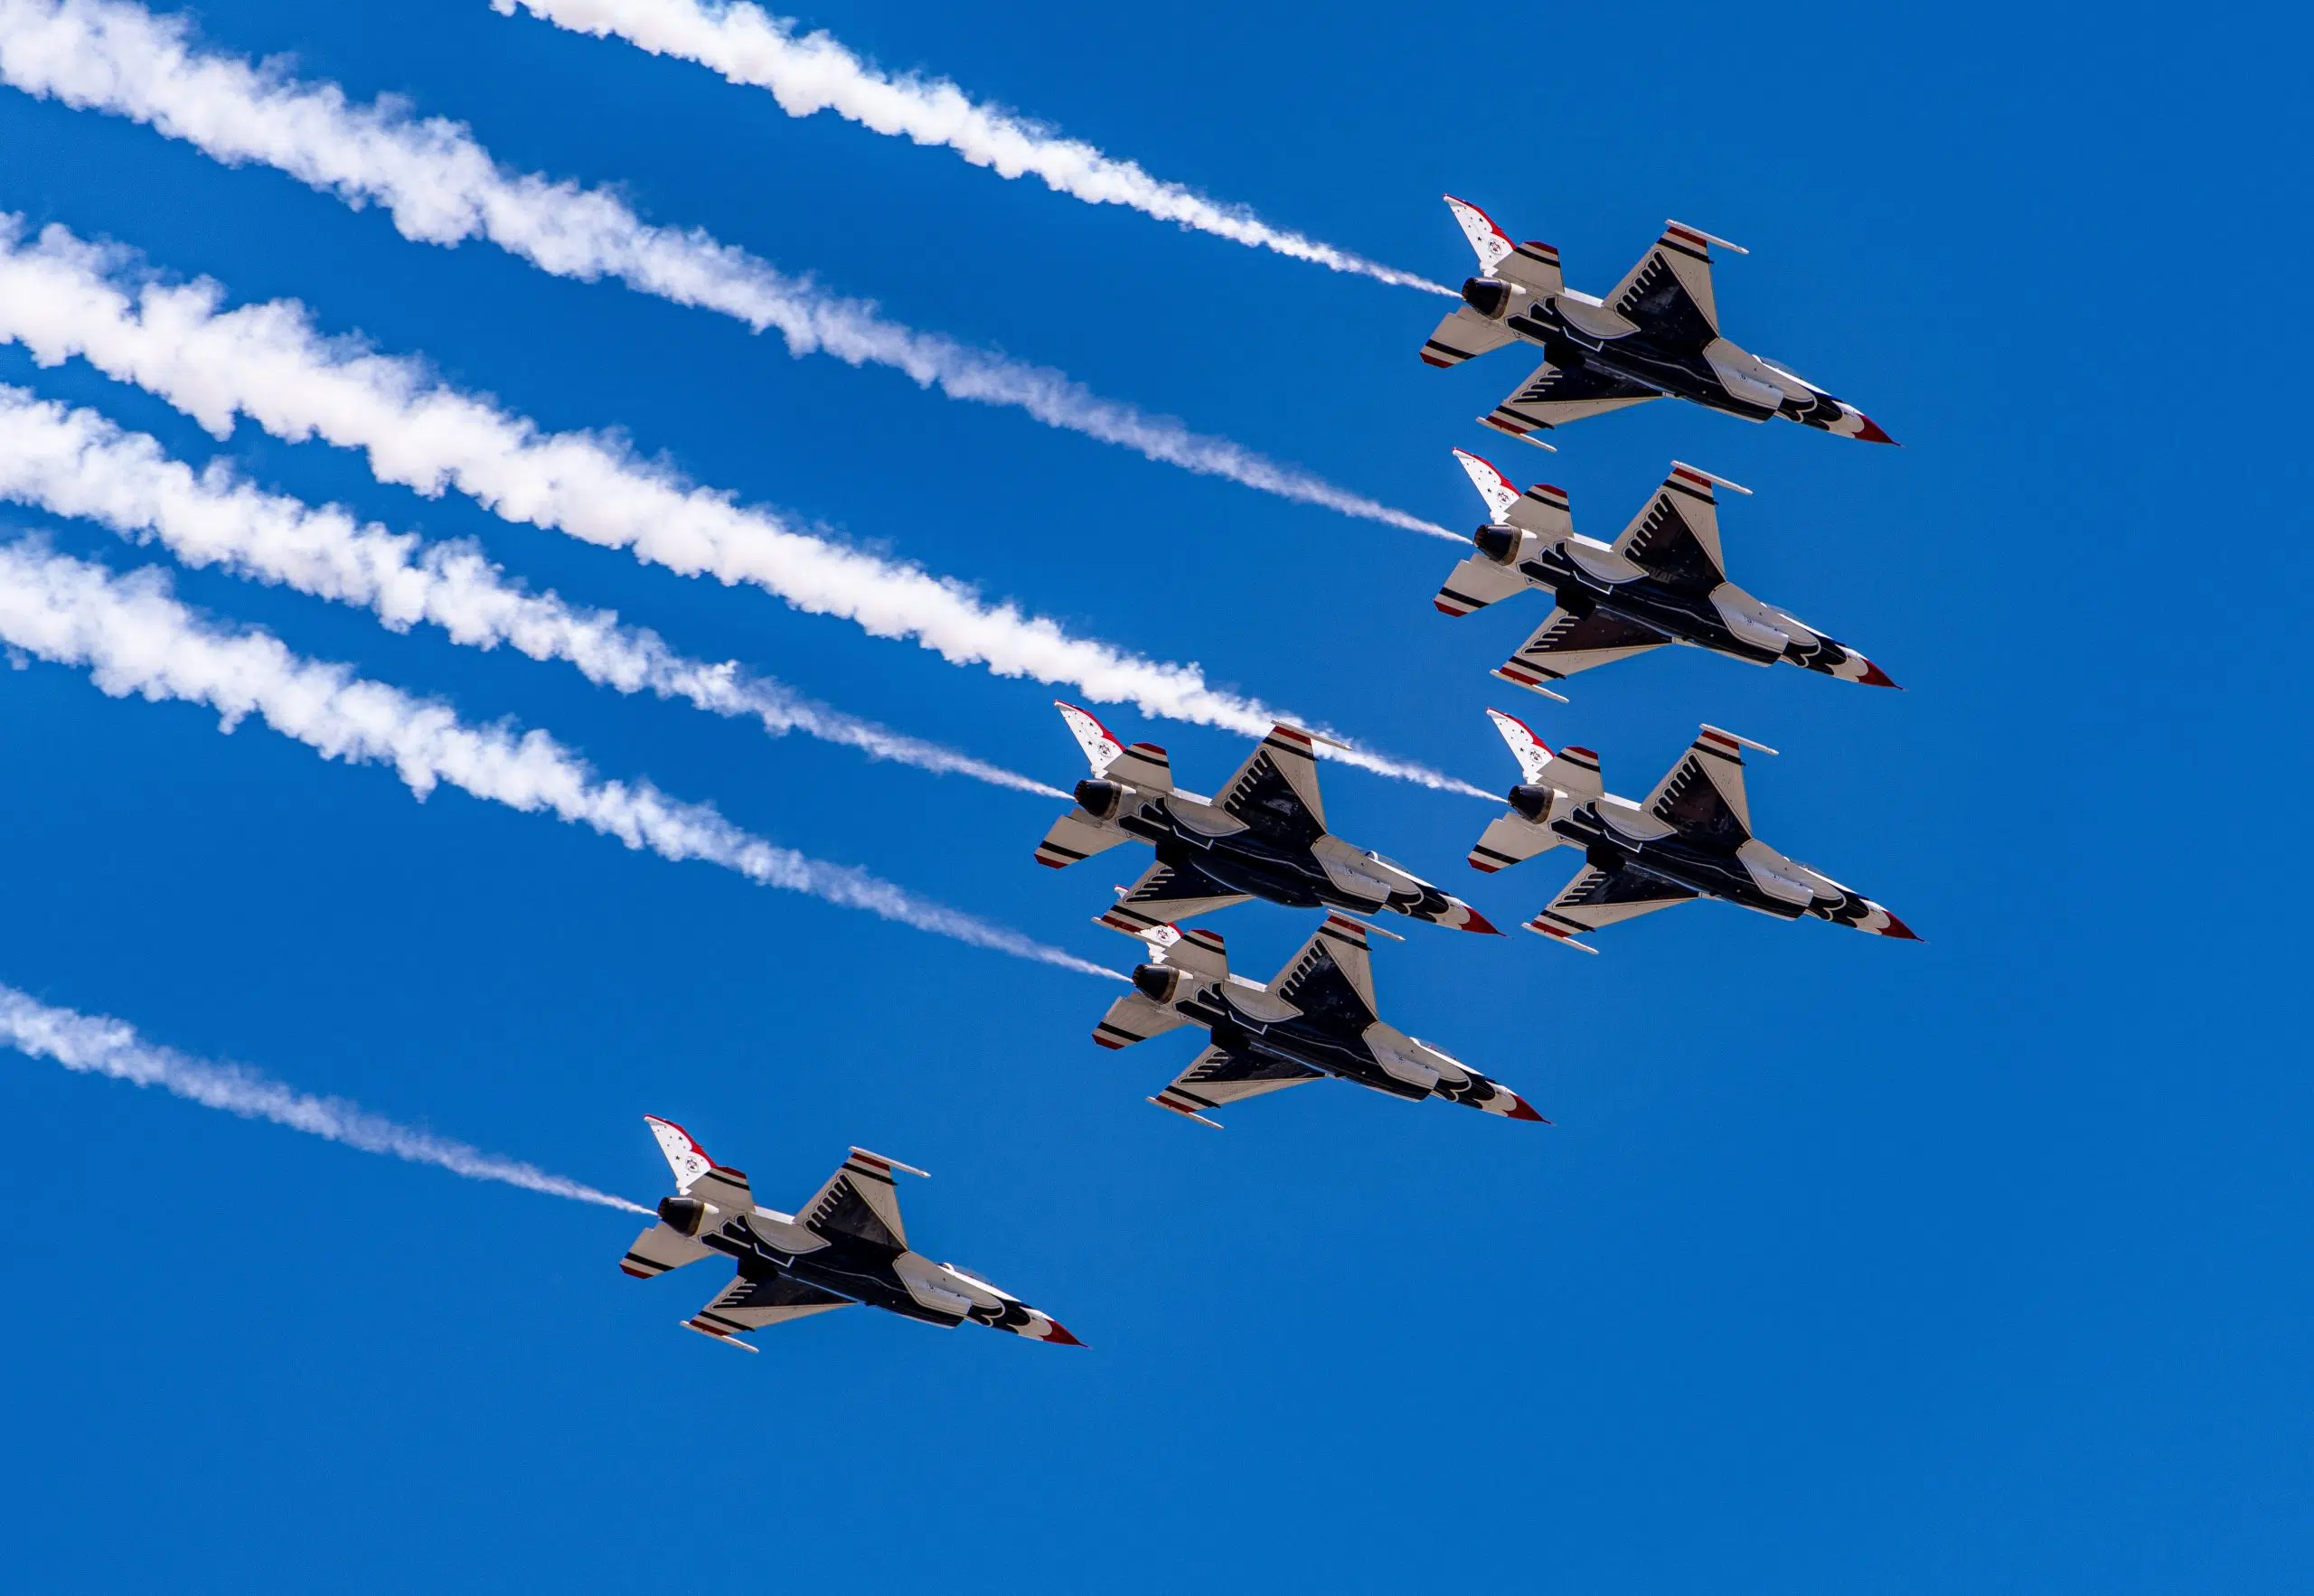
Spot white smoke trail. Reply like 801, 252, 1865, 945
0, 221, 1496, 799
0, 0, 1451, 540
0, 981, 653, 1211
0, 385, 1062, 796
490, 0, 1457, 299
0, 538, 1124, 977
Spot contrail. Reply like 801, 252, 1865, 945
0, 981, 653, 1212
490, 0, 1457, 299
0, 221, 1497, 800
0, 384, 1062, 797
0, 0, 1452, 540
0, 538, 1124, 978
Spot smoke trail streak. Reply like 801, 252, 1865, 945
0, 538, 1124, 977
0, 0, 1450, 539
490, 0, 1456, 298
0, 981, 652, 1210
0, 221, 1497, 800
0, 385, 1062, 796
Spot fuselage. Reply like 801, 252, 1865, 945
1494, 287, 1866, 436
694, 1206, 1040, 1333
1510, 538, 1864, 681
1544, 795, 1878, 927
1116, 792, 1461, 924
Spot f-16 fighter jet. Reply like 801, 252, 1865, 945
1094, 915, 1544, 1127
1434, 451, 1896, 696
1419, 196, 1894, 446
1035, 702, 1498, 937
620, 1118, 1081, 1351
1469, 712, 1917, 953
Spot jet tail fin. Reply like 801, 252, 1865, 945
1054, 701, 1172, 792
1485, 709, 1604, 803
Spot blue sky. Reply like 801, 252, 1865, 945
0, 1, 2306, 1589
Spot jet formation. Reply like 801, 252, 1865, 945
622, 193, 1914, 1354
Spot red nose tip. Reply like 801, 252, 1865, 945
1857, 659, 1900, 689
1853, 414, 1896, 446
1461, 906, 1504, 935
1506, 1096, 1549, 1123
1877, 911, 1921, 942
1041, 1320, 1086, 1347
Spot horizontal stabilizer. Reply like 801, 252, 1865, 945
1094, 991, 1189, 1051
620, 1221, 713, 1280
1434, 551, 1531, 617
1422, 305, 1519, 369
1468, 811, 1561, 874
1035, 808, 1128, 869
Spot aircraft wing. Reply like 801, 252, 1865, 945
1610, 465, 1727, 591
1527, 860, 1699, 947
800, 1149, 917, 1255
1643, 727, 1755, 846
1216, 725, 1328, 847
686, 1272, 855, 1345
1150, 1044, 1326, 1128
1271, 915, 1379, 1029
1482, 359, 1660, 437
1495, 607, 1670, 692
1096, 859, 1251, 935
1606, 222, 1723, 355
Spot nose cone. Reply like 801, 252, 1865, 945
1460, 905, 1503, 935
1876, 909, 1922, 942
1852, 412, 1897, 446
1856, 657, 1901, 689
1039, 1319, 1086, 1347
1502, 1092, 1550, 1124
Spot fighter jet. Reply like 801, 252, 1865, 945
1095, 914, 1544, 1127
620, 1117, 1081, 1350
1035, 702, 1498, 937
1419, 196, 1894, 446
1469, 712, 1917, 952
1434, 450, 1895, 697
